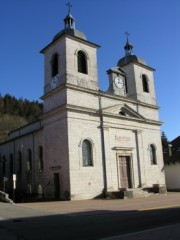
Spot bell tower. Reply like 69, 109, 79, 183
40, 4, 100, 113
116, 34, 157, 105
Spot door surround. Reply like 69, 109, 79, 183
113, 147, 134, 189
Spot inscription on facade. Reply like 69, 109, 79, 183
115, 135, 131, 141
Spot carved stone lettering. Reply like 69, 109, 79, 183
115, 135, 131, 141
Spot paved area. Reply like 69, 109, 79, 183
17, 192, 180, 214
0, 226, 18, 240
0, 192, 180, 239
101, 223, 180, 240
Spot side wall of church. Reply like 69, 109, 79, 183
0, 129, 46, 200
0, 110, 71, 200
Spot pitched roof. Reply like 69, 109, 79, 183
164, 136, 180, 164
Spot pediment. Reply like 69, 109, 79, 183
102, 103, 145, 120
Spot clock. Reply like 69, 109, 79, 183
114, 76, 124, 89
51, 75, 59, 90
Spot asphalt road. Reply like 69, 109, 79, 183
0, 193, 180, 240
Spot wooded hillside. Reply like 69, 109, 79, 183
0, 94, 43, 142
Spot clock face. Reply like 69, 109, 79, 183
51, 76, 59, 90
114, 76, 124, 89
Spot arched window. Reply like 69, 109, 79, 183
17, 151, 22, 174
52, 54, 59, 77
142, 74, 149, 93
82, 140, 93, 166
27, 149, 32, 172
38, 146, 43, 171
77, 51, 88, 74
149, 144, 157, 165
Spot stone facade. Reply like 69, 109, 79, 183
0, 11, 166, 201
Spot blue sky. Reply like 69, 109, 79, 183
0, 0, 179, 141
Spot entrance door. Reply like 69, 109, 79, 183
53, 173, 60, 199
119, 156, 132, 189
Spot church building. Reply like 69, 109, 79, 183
0, 7, 166, 201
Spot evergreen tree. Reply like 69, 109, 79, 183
161, 131, 169, 151
0, 93, 43, 142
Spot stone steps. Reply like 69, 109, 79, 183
123, 188, 156, 199
106, 188, 157, 199
106, 185, 166, 199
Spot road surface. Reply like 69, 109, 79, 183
0, 192, 180, 240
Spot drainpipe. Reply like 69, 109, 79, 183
133, 130, 142, 187
98, 91, 107, 197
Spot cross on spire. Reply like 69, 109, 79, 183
125, 32, 130, 41
66, 2, 72, 14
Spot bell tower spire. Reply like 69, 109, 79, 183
64, 2, 75, 29
124, 32, 133, 56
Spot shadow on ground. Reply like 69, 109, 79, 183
0, 201, 180, 240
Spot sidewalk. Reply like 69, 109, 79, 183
18, 192, 180, 215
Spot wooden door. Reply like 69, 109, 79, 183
119, 156, 131, 189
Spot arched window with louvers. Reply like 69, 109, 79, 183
77, 50, 88, 74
